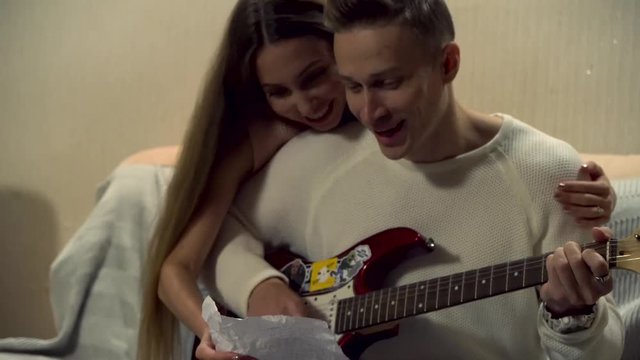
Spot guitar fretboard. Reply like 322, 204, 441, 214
334, 242, 612, 334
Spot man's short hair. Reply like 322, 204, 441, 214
325, 0, 455, 58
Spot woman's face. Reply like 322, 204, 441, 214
256, 36, 346, 132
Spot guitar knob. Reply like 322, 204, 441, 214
424, 237, 436, 252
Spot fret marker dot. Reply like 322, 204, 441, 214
454, 286, 459, 291
481, 279, 486, 284
420, 285, 425, 290
418, 303, 423, 308
374, 304, 379, 309
360, 308, 364, 312
514, 272, 519, 276
391, 301, 395, 306
347, 311, 351, 316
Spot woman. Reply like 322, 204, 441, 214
137, 1, 616, 359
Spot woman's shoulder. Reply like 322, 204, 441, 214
120, 146, 181, 166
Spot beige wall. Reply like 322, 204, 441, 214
0, 0, 638, 338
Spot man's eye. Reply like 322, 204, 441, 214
377, 78, 402, 89
346, 83, 362, 93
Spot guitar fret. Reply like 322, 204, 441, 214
447, 274, 452, 307
507, 259, 525, 291
362, 293, 370, 328
505, 261, 510, 292
347, 298, 355, 329
412, 283, 418, 316
369, 291, 375, 328
385, 287, 391, 323
489, 265, 494, 296
376, 289, 382, 324
476, 266, 492, 299
460, 271, 465, 303
522, 258, 527, 287
437, 275, 449, 309
474, 268, 479, 299
434, 277, 441, 309
423, 280, 427, 312
449, 273, 463, 306
402, 284, 408, 318
523, 255, 543, 287
394, 286, 400, 319
338, 300, 344, 333
362, 292, 368, 328
426, 278, 437, 311
462, 270, 476, 303
491, 263, 508, 296
369, 291, 378, 325
356, 293, 362, 329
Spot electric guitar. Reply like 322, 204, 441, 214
266, 227, 640, 360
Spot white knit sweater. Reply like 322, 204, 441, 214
205, 115, 624, 359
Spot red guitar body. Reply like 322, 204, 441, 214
265, 227, 434, 360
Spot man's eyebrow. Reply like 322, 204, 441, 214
369, 66, 402, 78
338, 67, 403, 83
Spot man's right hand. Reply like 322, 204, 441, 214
247, 277, 307, 317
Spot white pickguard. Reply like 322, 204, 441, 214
302, 280, 356, 333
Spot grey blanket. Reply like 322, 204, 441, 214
0, 165, 638, 360
0, 165, 172, 360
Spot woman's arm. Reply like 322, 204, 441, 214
158, 139, 254, 339
157, 117, 301, 359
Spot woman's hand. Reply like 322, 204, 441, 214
195, 330, 256, 360
554, 161, 616, 227
196, 277, 305, 360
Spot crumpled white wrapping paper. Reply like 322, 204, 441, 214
202, 296, 348, 360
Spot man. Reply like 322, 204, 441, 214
206, 0, 623, 358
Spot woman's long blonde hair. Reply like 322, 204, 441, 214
137, 1, 331, 359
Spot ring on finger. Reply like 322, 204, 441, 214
594, 206, 605, 215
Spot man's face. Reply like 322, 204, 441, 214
334, 24, 447, 161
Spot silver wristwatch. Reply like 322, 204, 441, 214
541, 303, 598, 334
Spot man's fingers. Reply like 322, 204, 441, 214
583, 248, 613, 295
552, 245, 584, 305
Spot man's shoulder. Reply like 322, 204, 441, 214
498, 115, 582, 182
501, 115, 581, 162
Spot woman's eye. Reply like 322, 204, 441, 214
265, 88, 289, 99
300, 67, 328, 88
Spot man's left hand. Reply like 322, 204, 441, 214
540, 227, 614, 316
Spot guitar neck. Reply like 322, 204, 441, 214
334, 240, 614, 334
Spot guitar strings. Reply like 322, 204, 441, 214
308, 252, 640, 315
302, 242, 639, 315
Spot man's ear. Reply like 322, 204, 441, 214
441, 42, 460, 83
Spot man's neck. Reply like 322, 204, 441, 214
407, 100, 502, 163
